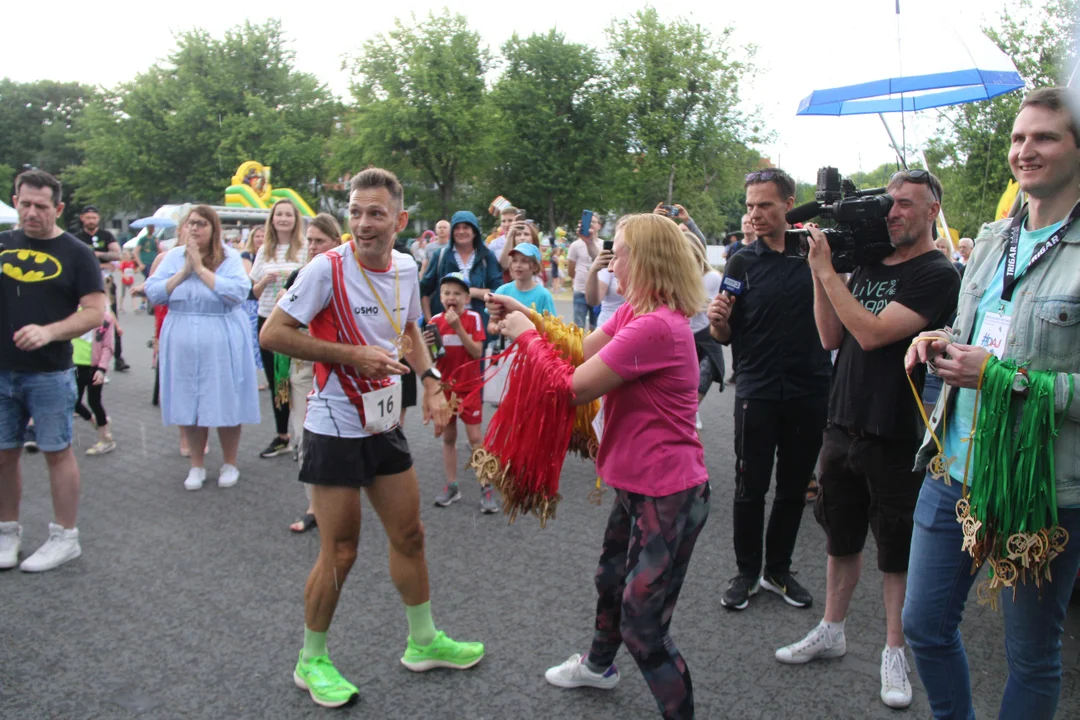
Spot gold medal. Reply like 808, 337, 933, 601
355, 243, 408, 360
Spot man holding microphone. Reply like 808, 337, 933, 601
708, 168, 831, 612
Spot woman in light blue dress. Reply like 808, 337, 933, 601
146, 206, 260, 492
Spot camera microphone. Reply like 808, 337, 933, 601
785, 201, 821, 226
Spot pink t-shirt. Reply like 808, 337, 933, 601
596, 302, 708, 496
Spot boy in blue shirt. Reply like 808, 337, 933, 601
492, 243, 556, 327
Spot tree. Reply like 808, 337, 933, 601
66, 20, 338, 214
0, 79, 97, 216
604, 8, 764, 234
924, 0, 1078, 237
485, 30, 624, 232
334, 11, 492, 220
0, 164, 13, 199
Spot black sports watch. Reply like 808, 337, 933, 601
420, 367, 442, 383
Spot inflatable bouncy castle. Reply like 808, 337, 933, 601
225, 161, 315, 216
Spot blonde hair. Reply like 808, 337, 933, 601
242, 224, 265, 255
686, 235, 711, 275
620, 214, 707, 317
261, 199, 304, 262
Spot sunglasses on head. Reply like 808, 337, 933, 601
891, 169, 940, 203
746, 169, 783, 183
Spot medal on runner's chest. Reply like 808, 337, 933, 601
357, 249, 410, 361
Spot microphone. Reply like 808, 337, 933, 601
720, 275, 744, 297
785, 201, 821, 226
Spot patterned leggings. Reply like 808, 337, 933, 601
587, 482, 711, 720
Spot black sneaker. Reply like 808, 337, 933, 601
259, 436, 291, 458
761, 571, 813, 608
720, 573, 760, 611
114, 359, 131, 372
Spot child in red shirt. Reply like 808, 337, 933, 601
423, 272, 495, 513
119, 251, 137, 313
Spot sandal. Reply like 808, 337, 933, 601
805, 477, 820, 504
290, 512, 317, 533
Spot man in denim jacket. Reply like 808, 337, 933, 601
903, 87, 1080, 720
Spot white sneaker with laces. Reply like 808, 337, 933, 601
880, 645, 913, 708
184, 467, 207, 491
218, 464, 240, 488
544, 653, 620, 690
775, 621, 846, 664
0, 521, 21, 569
20, 523, 81, 572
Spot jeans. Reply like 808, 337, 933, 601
588, 482, 710, 720
573, 292, 598, 330
732, 396, 826, 577
902, 474, 1080, 719
0, 369, 77, 452
922, 372, 944, 407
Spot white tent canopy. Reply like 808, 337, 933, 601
0, 200, 17, 225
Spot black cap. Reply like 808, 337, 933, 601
81, 205, 100, 215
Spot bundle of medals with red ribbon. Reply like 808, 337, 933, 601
440, 310, 600, 528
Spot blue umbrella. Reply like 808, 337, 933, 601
797, 19, 1023, 118
130, 216, 176, 229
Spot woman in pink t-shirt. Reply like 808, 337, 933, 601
490, 213, 709, 720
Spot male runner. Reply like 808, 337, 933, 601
260, 167, 483, 709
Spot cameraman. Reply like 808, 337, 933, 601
774, 170, 959, 710
708, 168, 831, 612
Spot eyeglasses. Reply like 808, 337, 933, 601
187, 219, 210, 229
746, 170, 782, 183
891, 169, 941, 203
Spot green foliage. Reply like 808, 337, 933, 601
28, 10, 768, 238
0, 164, 15, 199
604, 8, 764, 234
485, 30, 624, 232
925, 0, 1078, 237
0, 79, 97, 220
66, 20, 338, 215
334, 11, 492, 221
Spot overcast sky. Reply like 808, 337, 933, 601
7, 0, 1023, 183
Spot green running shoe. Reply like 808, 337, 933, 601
400, 630, 485, 672
293, 651, 360, 708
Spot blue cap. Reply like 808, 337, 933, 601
510, 242, 542, 263
440, 271, 470, 291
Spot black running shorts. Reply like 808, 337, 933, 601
299, 428, 413, 488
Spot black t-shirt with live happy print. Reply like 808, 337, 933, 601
0, 230, 105, 372
828, 249, 960, 440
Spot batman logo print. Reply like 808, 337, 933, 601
1, 249, 63, 283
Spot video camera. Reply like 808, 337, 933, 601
784, 167, 895, 273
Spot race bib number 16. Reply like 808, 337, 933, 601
362, 383, 401, 435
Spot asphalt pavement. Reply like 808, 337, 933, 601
2, 297, 1079, 720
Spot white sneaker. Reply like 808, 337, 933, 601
19, 523, 81, 572
775, 621, 846, 664
880, 645, 913, 708
695, 412, 703, 430
544, 653, 620, 690
217, 464, 240, 488
0, 521, 21, 569
184, 467, 207, 491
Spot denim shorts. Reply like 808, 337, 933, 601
0, 369, 78, 452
